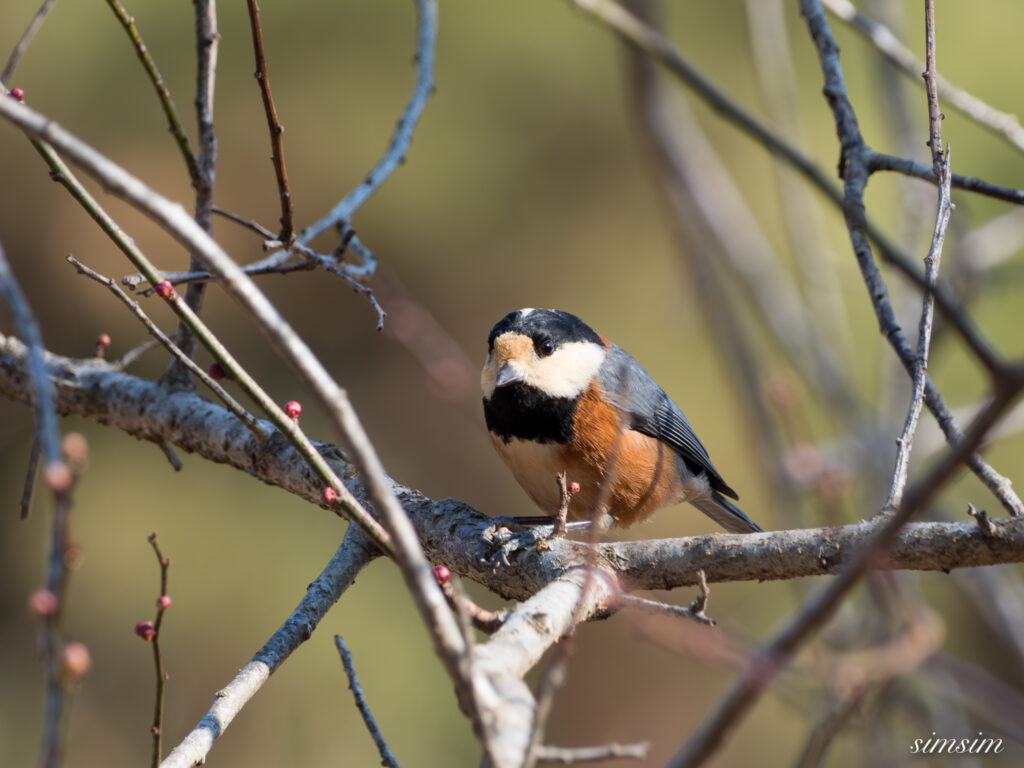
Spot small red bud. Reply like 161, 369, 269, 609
156, 594, 172, 611
321, 486, 337, 505
45, 461, 73, 494
97, 333, 111, 348
432, 564, 451, 586
569, 481, 581, 496
285, 400, 302, 419
9, 87, 24, 102
60, 641, 91, 682
208, 362, 226, 380
134, 620, 156, 641
154, 280, 174, 299
28, 589, 59, 617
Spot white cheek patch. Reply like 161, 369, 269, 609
526, 341, 606, 399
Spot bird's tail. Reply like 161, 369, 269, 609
691, 492, 762, 534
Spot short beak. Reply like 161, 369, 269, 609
495, 363, 524, 387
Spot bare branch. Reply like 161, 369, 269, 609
299, 0, 438, 244
19, 436, 41, 519
164, 0, 219, 385
334, 636, 401, 768
1, 0, 58, 85
533, 743, 650, 763
244, 0, 294, 244
885, 4, 953, 511
103, 0, 199, 183
161, 525, 380, 768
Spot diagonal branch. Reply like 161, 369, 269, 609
244, 0, 294, 244
161, 525, 380, 767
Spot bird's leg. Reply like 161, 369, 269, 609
478, 474, 594, 567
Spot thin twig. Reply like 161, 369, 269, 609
885, 3, 953, 511
334, 636, 401, 768
211, 206, 276, 240
164, 0, 219, 385
298, 0, 437, 244
434, 568, 507, 634
618, 570, 714, 627
868, 150, 1024, 206
66, 256, 265, 440
1, 0, 58, 85
147, 533, 172, 768
20, 436, 41, 519
244, 0, 294, 244
158, 441, 183, 471
533, 743, 650, 763
103, 0, 199, 183
110, 338, 160, 371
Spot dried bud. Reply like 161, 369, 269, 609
156, 594, 172, 611
154, 280, 174, 299
321, 486, 337, 505
28, 589, 58, 617
9, 87, 24, 102
60, 641, 91, 682
432, 564, 451, 586
285, 400, 302, 420
62, 432, 89, 469
569, 481, 581, 496
134, 620, 156, 642
208, 362, 227, 380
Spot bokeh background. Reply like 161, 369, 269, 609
1, 1, 1023, 765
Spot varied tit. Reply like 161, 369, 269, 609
481, 308, 761, 534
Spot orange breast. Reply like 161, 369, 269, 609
561, 385, 687, 527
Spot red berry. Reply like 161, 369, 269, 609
569, 481, 581, 496
60, 642, 91, 682
285, 400, 302, 419
156, 594, 172, 611
9, 87, 24, 102
208, 362, 226, 380
154, 280, 174, 299
321, 486, 338, 505
28, 589, 58, 617
134, 620, 156, 641
96, 333, 111, 349
432, 564, 451, 585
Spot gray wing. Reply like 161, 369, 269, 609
597, 344, 738, 500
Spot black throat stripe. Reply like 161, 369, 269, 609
483, 382, 576, 444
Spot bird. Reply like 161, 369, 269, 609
481, 308, 761, 534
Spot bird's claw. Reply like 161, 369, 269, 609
477, 517, 556, 568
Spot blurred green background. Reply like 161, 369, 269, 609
1, 1, 1023, 765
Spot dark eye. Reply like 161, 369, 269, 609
536, 337, 555, 357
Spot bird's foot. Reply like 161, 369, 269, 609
477, 516, 560, 568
